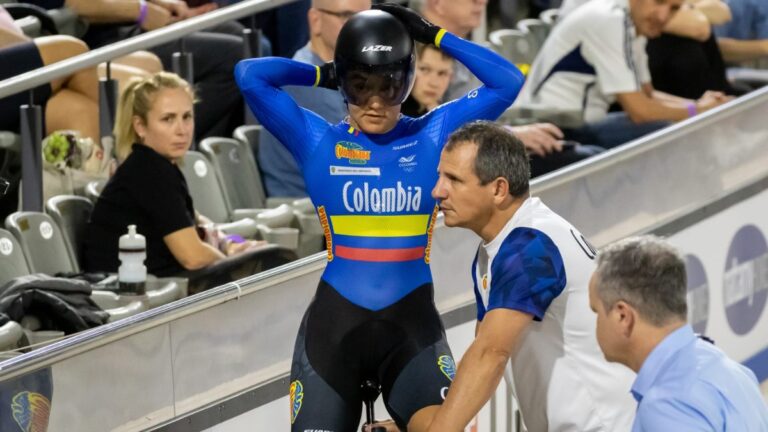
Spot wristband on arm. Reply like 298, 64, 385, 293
686, 102, 697, 118
226, 234, 246, 244
137, 0, 149, 25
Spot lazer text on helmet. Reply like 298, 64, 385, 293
361, 45, 393, 52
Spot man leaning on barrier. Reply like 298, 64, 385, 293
590, 235, 768, 431
367, 121, 636, 431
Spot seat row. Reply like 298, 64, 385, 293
0, 197, 186, 355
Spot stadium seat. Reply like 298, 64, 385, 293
85, 179, 106, 203
7, 3, 86, 38
178, 150, 236, 223
233, 124, 263, 163
500, 105, 585, 129
517, 18, 550, 53
0, 226, 152, 324
0, 320, 24, 353
539, 8, 560, 27
0, 131, 20, 153
230, 127, 308, 208
489, 28, 536, 66
252, 204, 299, 251
5, 211, 79, 274
178, 151, 302, 250
199, 136, 270, 212
200, 137, 323, 256
45, 195, 92, 269
0, 228, 32, 283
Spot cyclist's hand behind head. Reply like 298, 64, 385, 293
372, 3, 441, 45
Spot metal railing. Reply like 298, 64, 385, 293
0, 0, 297, 99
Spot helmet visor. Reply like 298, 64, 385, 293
339, 63, 414, 107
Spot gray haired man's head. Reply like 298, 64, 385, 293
445, 120, 530, 197
595, 236, 688, 326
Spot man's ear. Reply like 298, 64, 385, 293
613, 300, 636, 338
492, 177, 510, 204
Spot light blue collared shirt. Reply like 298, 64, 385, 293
631, 325, 768, 432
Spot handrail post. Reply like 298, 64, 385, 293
172, 38, 195, 149
99, 61, 119, 159
242, 18, 263, 126
19, 100, 43, 212
172, 38, 195, 85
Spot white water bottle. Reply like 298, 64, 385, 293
118, 224, 147, 295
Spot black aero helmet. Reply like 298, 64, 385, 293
334, 9, 415, 106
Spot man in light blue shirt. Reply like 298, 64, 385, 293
589, 236, 768, 432
258, 0, 370, 197
715, 0, 768, 63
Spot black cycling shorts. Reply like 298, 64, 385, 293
289, 280, 455, 431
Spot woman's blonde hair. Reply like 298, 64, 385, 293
113, 71, 196, 161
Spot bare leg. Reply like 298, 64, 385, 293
45, 89, 99, 140
98, 63, 152, 94
113, 50, 164, 74
34, 35, 98, 101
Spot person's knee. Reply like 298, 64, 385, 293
116, 51, 164, 74
35, 35, 89, 65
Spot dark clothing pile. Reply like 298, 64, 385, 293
0, 274, 108, 334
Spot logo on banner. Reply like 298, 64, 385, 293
11, 391, 51, 432
685, 254, 710, 334
722, 225, 768, 335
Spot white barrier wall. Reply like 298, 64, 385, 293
667, 187, 768, 391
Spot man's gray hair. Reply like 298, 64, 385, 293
445, 121, 530, 197
595, 236, 688, 326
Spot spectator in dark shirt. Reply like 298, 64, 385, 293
84, 72, 261, 276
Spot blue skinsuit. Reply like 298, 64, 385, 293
236, 31, 523, 430
236, 32, 523, 310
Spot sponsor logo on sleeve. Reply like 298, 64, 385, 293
317, 206, 333, 261
424, 205, 439, 263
